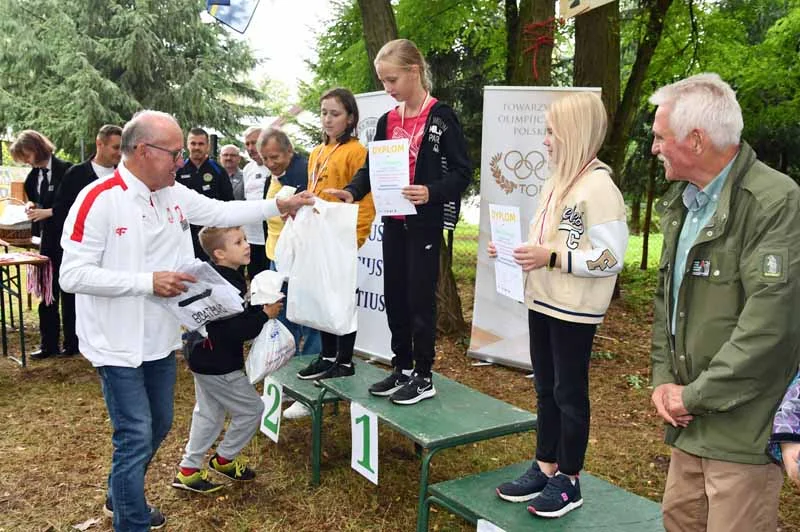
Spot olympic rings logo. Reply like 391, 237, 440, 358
503, 150, 546, 181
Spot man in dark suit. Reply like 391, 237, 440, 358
176, 127, 234, 260
9, 130, 73, 359
50, 125, 122, 356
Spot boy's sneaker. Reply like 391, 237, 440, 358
496, 461, 550, 502
316, 362, 355, 380
283, 401, 311, 419
297, 357, 336, 380
103, 498, 167, 529
368, 368, 411, 397
390, 372, 436, 405
527, 473, 583, 518
171, 469, 224, 494
209, 454, 256, 482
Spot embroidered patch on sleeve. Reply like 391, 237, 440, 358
763, 254, 783, 278
586, 249, 618, 271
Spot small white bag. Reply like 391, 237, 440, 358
246, 319, 296, 384
283, 200, 359, 335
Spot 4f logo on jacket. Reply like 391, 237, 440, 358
115, 227, 127, 236
558, 205, 584, 250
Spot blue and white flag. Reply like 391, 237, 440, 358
206, 0, 259, 34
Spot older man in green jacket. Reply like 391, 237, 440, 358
649, 73, 800, 532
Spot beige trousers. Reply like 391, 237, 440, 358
662, 447, 783, 532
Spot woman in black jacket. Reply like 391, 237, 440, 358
326, 39, 471, 405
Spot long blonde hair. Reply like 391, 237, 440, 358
541, 92, 611, 239
374, 39, 432, 92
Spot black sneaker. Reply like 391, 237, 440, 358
316, 362, 355, 380
103, 498, 167, 529
390, 372, 436, 405
527, 473, 583, 518
496, 461, 550, 502
171, 469, 224, 494
368, 368, 411, 396
297, 356, 336, 380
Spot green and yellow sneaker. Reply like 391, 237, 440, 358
171, 469, 224, 494
209, 454, 256, 482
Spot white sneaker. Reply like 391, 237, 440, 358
283, 401, 311, 419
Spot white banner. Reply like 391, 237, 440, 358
468, 87, 601, 369
353, 91, 397, 363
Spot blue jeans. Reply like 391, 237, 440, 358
98, 353, 176, 532
269, 261, 321, 355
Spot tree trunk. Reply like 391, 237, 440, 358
640, 154, 658, 270
505, 0, 520, 84
606, 0, 674, 176
508, 0, 555, 86
630, 191, 641, 235
437, 232, 467, 335
574, 1, 620, 136
357, 0, 398, 90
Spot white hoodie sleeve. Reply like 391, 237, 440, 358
173, 183, 280, 226
562, 220, 629, 277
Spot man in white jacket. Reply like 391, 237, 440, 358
60, 110, 313, 532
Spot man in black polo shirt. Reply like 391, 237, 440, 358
176, 127, 234, 259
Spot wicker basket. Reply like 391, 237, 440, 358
0, 198, 32, 246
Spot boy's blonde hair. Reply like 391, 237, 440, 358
198, 226, 242, 262
374, 38, 432, 92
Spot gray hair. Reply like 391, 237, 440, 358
121, 110, 180, 155
243, 126, 262, 140
219, 144, 240, 155
649, 73, 743, 148
257, 128, 292, 152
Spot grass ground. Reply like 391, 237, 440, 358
1, 226, 798, 531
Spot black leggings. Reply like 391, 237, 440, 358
321, 331, 357, 364
529, 310, 596, 476
382, 219, 441, 377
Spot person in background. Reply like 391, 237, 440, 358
769, 369, 800, 489
327, 39, 472, 405
176, 127, 234, 260
287, 88, 376, 419
219, 144, 244, 201
241, 127, 269, 280
648, 74, 800, 532
9, 130, 73, 360
489, 92, 628, 519
59, 110, 313, 531
172, 226, 282, 494
258, 128, 321, 362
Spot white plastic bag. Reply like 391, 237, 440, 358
154, 259, 244, 331
273, 215, 296, 275
246, 319, 296, 384
284, 200, 359, 335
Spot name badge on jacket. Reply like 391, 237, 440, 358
691, 259, 711, 277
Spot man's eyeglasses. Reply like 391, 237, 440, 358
142, 143, 186, 162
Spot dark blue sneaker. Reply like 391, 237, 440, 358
496, 461, 550, 502
103, 497, 167, 529
527, 473, 583, 518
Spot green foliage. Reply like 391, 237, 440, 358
0, 0, 265, 158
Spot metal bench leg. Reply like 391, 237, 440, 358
310, 389, 329, 486
416, 446, 443, 532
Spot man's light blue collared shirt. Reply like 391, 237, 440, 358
671, 158, 736, 333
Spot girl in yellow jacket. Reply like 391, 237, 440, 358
296, 87, 376, 381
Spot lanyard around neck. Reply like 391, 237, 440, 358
401, 93, 430, 140
310, 142, 341, 192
